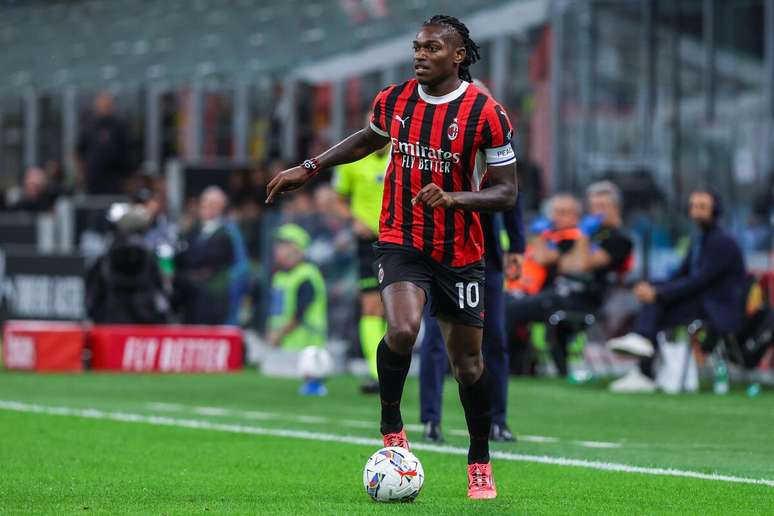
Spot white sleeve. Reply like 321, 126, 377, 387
369, 121, 389, 138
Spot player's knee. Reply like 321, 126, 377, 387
386, 321, 420, 353
452, 356, 483, 386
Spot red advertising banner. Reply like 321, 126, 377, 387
2, 320, 85, 372
89, 325, 243, 372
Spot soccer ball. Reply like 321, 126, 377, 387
297, 346, 333, 379
363, 447, 424, 502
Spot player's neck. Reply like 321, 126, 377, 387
421, 76, 462, 98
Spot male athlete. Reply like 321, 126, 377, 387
267, 15, 517, 499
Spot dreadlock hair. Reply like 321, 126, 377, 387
422, 15, 481, 82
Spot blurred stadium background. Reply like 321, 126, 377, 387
1, 0, 773, 512
1, 0, 772, 369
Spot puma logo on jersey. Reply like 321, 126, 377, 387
395, 114, 410, 128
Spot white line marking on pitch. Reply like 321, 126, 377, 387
149, 402, 570, 447
1, 400, 772, 488
574, 440, 623, 449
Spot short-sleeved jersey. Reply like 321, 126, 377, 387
332, 151, 390, 235
369, 79, 515, 267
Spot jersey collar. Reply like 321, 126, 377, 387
417, 80, 470, 105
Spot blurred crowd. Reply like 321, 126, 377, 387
2, 91, 773, 389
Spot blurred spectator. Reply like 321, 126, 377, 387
267, 223, 328, 350
309, 183, 356, 342
513, 193, 583, 292
281, 190, 317, 230
249, 165, 268, 207
175, 186, 249, 325
75, 91, 133, 194
608, 189, 746, 392
516, 130, 545, 213
558, 181, 633, 285
506, 185, 633, 376
43, 159, 70, 198
86, 203, 171, 324
7, 166, 57, 212
134, 186, 177, 252
504, 194, 582, 374
226, 168, 251, 212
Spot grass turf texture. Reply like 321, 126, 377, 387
0, 372, 772, 514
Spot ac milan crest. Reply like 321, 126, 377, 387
447, 119, 459, 141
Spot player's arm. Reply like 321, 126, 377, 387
266, 125, 388, 204
412, 162, 517, 212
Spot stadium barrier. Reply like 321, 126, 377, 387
89, 324, 243, 373
2, 322, 243, 373
3, 320, 85, 372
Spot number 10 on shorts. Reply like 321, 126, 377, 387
455, 282, 480, 309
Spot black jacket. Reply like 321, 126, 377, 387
657, 224, 746, 333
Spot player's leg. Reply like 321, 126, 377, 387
431, 259, 496, 498
438, 319, 497, 499
481, 267, 514, 442
438, 320, 490, 460
378, 281, 426, 437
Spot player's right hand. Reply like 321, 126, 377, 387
265, 166, 309, 204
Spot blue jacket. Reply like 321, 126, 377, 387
480, 193, 525, 271
657, 224, 746, 333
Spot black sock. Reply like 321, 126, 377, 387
377, 338, 411, 435
459, 368, 493, 464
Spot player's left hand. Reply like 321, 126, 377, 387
412, 183, 456, 208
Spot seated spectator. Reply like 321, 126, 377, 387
8, 167, 57, 212
506, 193, 583, 295
506, 183, 633, 376
607, 189, 746, 392
267, 223, 328, 351
175, 186, 248, 325
558, 181, 633, 288
86, 203, 171, 324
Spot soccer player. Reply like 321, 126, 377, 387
332, 145, 390, 394
267, 15, 517, 499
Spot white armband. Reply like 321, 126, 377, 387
484, 144, 516, 166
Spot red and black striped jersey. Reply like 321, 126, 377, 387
369, 79, 516, 267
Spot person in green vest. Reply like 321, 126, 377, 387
332, 143, 389, 394
268, 224, 329, 395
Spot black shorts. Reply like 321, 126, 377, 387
373, 242, 485, 327
357, 237, 379, 292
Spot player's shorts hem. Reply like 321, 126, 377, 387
434, 312, 484, 328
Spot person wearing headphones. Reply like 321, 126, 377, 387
607, 188, 747, 392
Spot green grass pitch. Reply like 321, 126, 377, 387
0, 372, 772, 514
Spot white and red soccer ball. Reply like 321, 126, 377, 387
363, 447, 424, 502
